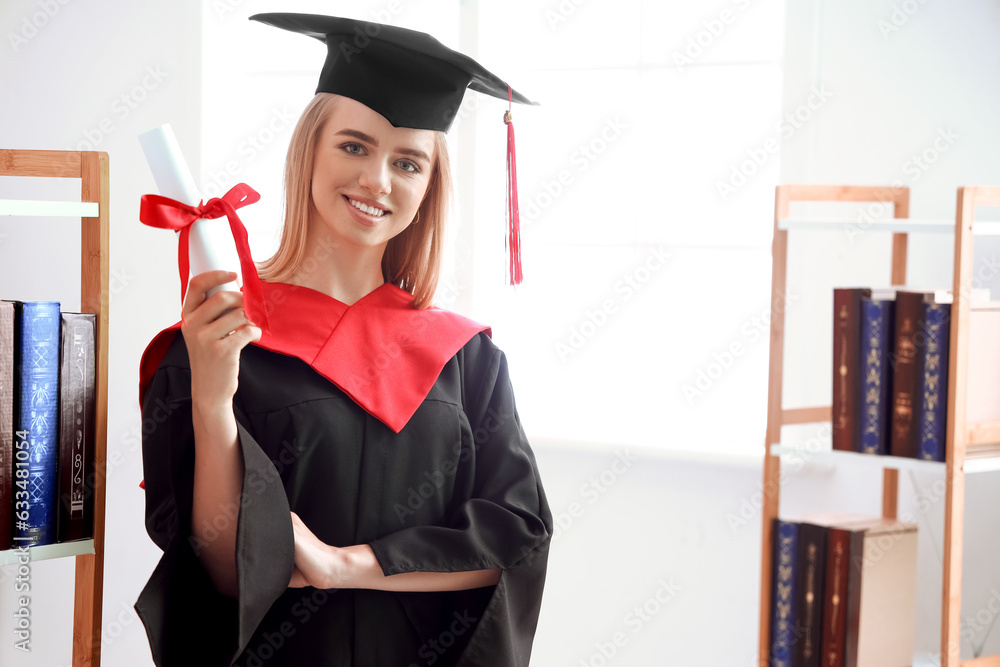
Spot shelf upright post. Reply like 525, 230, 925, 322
75, 150, 109, 667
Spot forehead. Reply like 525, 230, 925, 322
321, 96, 439, 157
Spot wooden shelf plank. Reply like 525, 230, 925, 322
770, 443, 945, 472
0, 540, 94, 565
0, 199, 99, 217
961, 654, 1000, 666
778, 217, 1000, 235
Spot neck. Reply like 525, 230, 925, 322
290, 228, 387, 305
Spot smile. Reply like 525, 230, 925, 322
346, 196, 389, 218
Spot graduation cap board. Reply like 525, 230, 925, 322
248, 13, 537, 132
250, 13, 533, 283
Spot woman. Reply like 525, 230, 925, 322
136, 13, 551, 667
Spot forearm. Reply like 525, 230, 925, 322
337, 545, 501, 592
190, 398, 244, 598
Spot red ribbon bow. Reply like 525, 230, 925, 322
139, 182, 269, 332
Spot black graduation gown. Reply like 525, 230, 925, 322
135, 285, 552, 667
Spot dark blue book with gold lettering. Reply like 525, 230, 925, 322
13, 301, 60, 546
770, 519, 799, 667
917, 301, 950, 461
857, 297, 894, 455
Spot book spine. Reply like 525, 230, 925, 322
13, 302, 60, 546
890, 292, 923, 458
0, 301, 15, 551
821, 528, 851, 667
918, 302, 949, 462
843, 528, 868, 667
797, 523, 828, 667
57, 313, 97, 543
771, 520, 799, 667
857, 299, 894, 455
833, 289, 871, 452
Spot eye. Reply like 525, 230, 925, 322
396, 159, 421, 174
341, 142, 366, 156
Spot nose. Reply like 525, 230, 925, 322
358, 158, 391, 195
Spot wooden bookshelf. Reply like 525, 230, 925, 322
0, 149, 109, 667
757, 184, 1000, 667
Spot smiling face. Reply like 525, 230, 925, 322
307, 96, 438, 256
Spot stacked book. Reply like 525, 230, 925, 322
831, 287, 997, 462
0, 300, 97, 550
768, 515, 918, 667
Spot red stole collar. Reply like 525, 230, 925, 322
139, 282, 490, 433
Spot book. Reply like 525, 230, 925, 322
0, 301, 16, 551
916, 300, 949, 461
13, 301, 61, 546
842, 518, 918, 667
57, 313, 97, 543
890, 291, 923, 458
795, 522, 828, 667
821, 526, 852, 667
966, 302, 1000, 426
857, 297, 894, 455
770, 519, 799, 667
833, 289, 871, 452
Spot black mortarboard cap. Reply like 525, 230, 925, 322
249, 13, 537, 132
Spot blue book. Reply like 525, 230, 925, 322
770, 519, 799, 667
857, 297, 894, 455
13, 301, 61, 546
917, 301, 950, 461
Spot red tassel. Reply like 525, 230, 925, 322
504, 86, 523, 285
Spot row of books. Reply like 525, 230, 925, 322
832, 286, 998, 461
768, 515, 918, 667
0, 301, 97, 550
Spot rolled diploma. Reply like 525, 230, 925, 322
138, 124, 242, 298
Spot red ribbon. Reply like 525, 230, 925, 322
139, 182, 269, 332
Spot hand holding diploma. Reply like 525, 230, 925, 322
139, 124, 269, 332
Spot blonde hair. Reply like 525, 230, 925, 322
258, 93, 452, 309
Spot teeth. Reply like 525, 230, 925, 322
350, 198, 386, 217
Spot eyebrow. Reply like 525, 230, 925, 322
334, 128, 432, 163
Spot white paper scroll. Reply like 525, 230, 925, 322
138, 124, 242, 298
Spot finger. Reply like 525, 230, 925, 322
183, 291, 247, 333
198, 306, 255, 341
182, 271, 238, 317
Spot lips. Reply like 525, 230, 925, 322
346, 196, 389, 218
